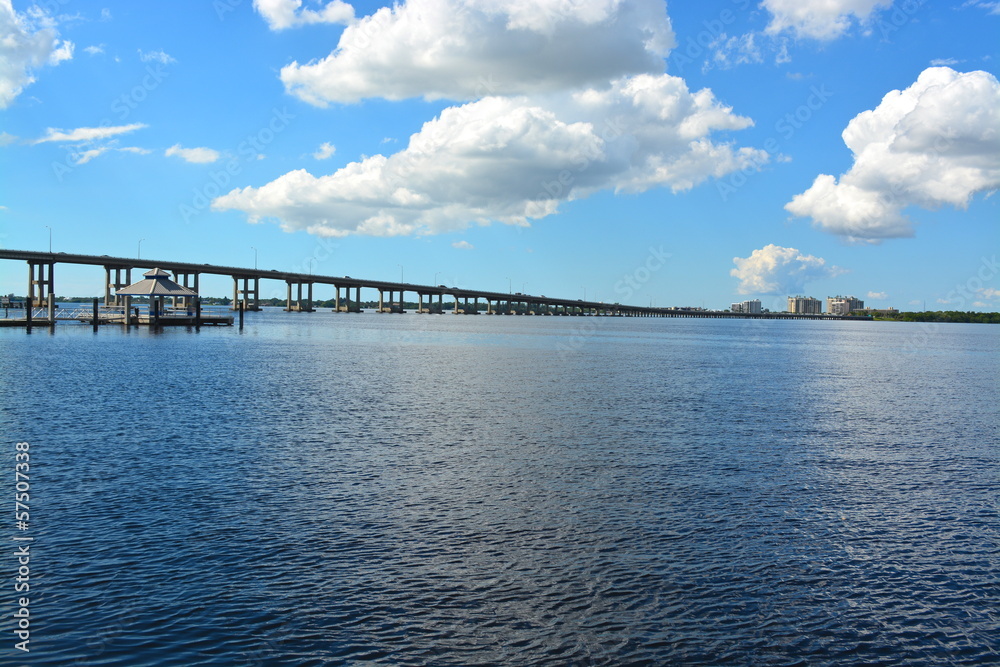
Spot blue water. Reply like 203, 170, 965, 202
1, 311, 998, 666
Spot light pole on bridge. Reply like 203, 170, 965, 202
252, 246, 257, 270
138, 238, 145, 259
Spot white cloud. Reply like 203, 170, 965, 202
452, 240, 474, 250
930, 58, 960, 66
963, 1, 1000, 15
254, 0, 354, 30
312, 141, 336, 159
762, 0, 891, 41
707, 32, 763, 71
976, 287, 1000, 300
138, 49, 176, 64
64, 144, 149, 165
0, 0, 74, 108
34, 123, 147, 144
213, 74, 766, 237
785, 67, 1000, 243
165, 144, 220, 164
0, 131, 16, 145
280, 0, 675, 105
730, 244, 845, 295
84, 44, 105, 56
867, 290, 888, 299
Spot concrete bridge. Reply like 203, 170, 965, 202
0, 249, 871, 321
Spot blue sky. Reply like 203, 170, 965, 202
1, 0, 998, 310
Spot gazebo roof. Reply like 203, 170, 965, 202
116, 268, 198, 297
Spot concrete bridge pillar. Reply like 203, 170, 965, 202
28, 261, 54, 315
232, 276, 260, 311
173, 272, 200, 311
104, 266, 132, 307
285, 281, 314, 312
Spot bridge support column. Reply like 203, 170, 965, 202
232, 276, 260, 311
398, 290, 405, 313
285, 281, 314, 312
28, 262, 54, 319
104, 266, 132, 307
173, 272, 200, 311
417, 293, 424, 313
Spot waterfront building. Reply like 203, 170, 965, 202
787, 296, 822, 314
827, 295, 865, 316
730, 299, 762, 314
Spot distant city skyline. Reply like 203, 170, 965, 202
1, 1, 997, 311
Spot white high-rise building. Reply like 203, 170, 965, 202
788, 296, 822, 314
731, 299, 762, 314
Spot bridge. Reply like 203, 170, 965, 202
0, 249, 871, 323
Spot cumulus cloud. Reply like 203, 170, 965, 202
254, 0, 354, 30
34, 123, 147, 144
280, 0, 675, 105
312, 141, 336, 159
867, 290, 888, 300
731, 244, 845, 295
0, 0, 74, 108
786, 67, 1000, 243
452, 240, 474, 250
213, 74, 766, 237
165, 144, 220, 164
762, 0, 891, 40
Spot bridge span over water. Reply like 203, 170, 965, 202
0, 249, 870, 321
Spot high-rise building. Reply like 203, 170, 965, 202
827, 295, 864, 315
787, 296, 822, 314
731, 299, 762, 314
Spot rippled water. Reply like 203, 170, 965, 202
1, 311, 998, 665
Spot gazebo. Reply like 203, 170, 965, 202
116, 268, 198, 322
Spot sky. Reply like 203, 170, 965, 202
1, 0, 998, 310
